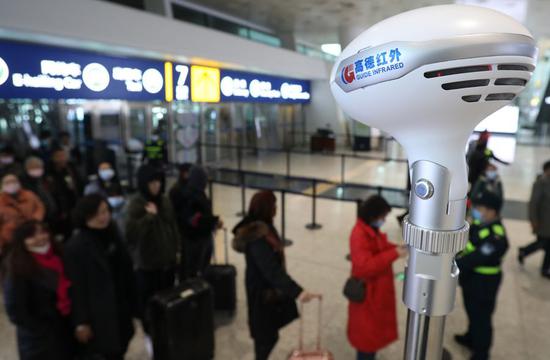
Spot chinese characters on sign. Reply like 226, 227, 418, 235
341, 47, 404, 85
219, 69, 310, 103
0, 40, 310, 104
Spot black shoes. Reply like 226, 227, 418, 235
518, 249, 525, 266
454, 334, 473, 350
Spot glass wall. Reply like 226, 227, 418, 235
171, 4, 281, 48
516, 49, 550, 144
0, 98, 304, 175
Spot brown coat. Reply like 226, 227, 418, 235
0, 189, 45, 247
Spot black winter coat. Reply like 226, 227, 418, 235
3, 268, 74, 360
232, 220, 302, 340
64, 225, 136, 356
177, 188, 218, 242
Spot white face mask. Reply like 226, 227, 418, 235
485, 171, 498, 180
0, 156, 14, 165
98, 168, 115, 181
107, 196, 124, 208
28, 168, 44, 178
3, 183, 20, 195
28, 243, 50, 255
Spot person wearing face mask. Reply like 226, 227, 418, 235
64, 194, 137, 360
46, 147, 84, 241
470, 163, 504, 206
1, 220, 75, 360
455, 191, 508, 360
0, 173, 45, 252
125, 164, 179, 342
85, 162, 126, 232
347, 195, 407, 360
21, 157, 58, 224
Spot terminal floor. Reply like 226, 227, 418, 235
1, 145, 550, 359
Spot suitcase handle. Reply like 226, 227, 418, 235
298, 295, 323, 352
212, 228, 229, 265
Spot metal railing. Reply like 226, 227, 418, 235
206, 166, 409, 241
199, 142, 408, 184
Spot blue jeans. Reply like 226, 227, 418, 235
357, 351, 376, 360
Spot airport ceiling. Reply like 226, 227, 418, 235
184, 0, 550, 47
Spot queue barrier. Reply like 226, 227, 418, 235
206, 167, 409, 242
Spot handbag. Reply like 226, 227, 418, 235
342, 276, 366, 303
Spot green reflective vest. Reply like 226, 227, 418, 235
145, 140, 165, 160
461, 223, 505, 275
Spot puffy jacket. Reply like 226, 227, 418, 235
233, 219, 302, 339
348, 219, 399, 353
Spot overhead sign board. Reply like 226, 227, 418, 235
0, 40, 310, 104
0, 40, 168, 101
219, 69, 311, 104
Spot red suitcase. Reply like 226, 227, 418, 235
288, 296, 334, 360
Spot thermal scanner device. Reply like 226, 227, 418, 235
330, 5, 537, 359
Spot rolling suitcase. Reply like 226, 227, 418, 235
203, 228, 237, 312
288, 296, 334, 360
149, 278, 215, 360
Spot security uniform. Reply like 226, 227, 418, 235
143, 138, 167, 167
457, 216, 509, 360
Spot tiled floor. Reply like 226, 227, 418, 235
1, 144, 550, 360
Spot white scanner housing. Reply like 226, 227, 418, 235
330, 4, 537, 200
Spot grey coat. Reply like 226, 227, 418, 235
529, 175, 550, 237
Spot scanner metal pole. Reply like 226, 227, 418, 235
402, 161, 469, 360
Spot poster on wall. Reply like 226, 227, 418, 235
0, 40, 167, 101
175, 112, 200, 163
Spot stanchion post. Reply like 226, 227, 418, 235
356, 198, 362, 217
286, 148, 291, 177
236, 171, 246, 217
305, 179, 322, 230
281, 190, 293, 247
126, 154, 134, 190
208, 179, 213, 206
237, 145, 243, 172
341, 154, 346, 184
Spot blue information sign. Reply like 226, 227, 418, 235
0, 40, 166, 101
0, 39, 311, 104
219, 69, 311, 104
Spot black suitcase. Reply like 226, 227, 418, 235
203, 228, 237, 312
149, 278, 215, 360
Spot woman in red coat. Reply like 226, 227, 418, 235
348, 195, 407, 360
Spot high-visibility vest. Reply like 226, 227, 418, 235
461, 223, 505, 275
144, 140, 165, 160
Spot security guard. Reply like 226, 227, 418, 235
143, 132, 168, 168
455, 191, 509, 360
